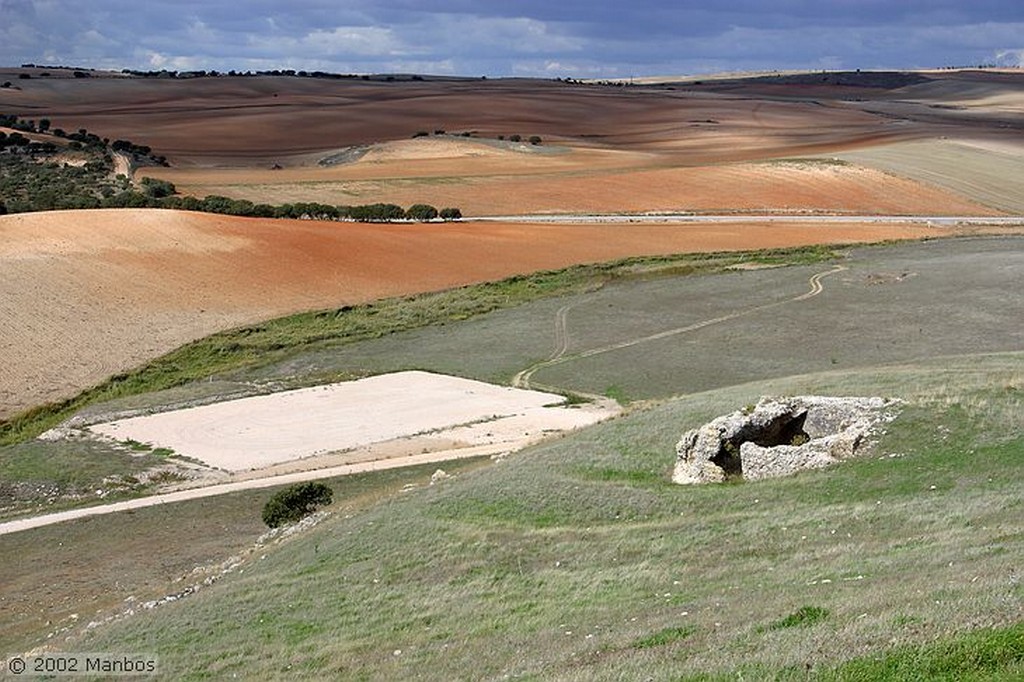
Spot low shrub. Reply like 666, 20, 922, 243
262, 482, 334, 528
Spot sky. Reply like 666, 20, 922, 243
1, 1, 1022, 78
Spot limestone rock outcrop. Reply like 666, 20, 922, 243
672, 396, 900, 485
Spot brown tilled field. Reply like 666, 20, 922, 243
148, 145, 1001, 217
0, 68, 1021, 417
1, 68, 1023, 671
0, 209, 961, 417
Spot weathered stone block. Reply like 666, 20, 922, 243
672, 396, 899, 485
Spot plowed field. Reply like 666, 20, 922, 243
0, 209, 961, 417
154, 144, 1000, 217
1, 69, 1020, 417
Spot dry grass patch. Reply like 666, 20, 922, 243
839, 139, 1024, 214
59, 354, 1024, 679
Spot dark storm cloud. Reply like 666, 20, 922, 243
1, 1, 1021, 76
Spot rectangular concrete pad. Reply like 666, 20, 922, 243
90, 371, 607, 471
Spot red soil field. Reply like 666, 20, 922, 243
0, 208, 973, 418
1, 69, 1020, 416
157, 148, 1001, 217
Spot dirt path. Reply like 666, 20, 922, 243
478, 214, 1024, 224
514, 265, 847, 391
0, 443, 512, 536
111, 152, 132, 179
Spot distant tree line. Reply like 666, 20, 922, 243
1, 112, 461, 221
412, 129, 543, 146
0, 160, 462, 220
119, 68, 435, 82
19, 64, 95, 77
105, 190, 462, 222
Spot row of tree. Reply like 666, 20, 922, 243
120, 69, 439, 83
1, 181, 463, 222
413, 129, 543, 145
82, 185, 463, 222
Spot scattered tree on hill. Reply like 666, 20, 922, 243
140, 177, 176, 198
2, 132, 29, 147
439, 207, 462, 221
262, 482, 333, 528
508, 134, 522, 142
529, 135, 542, 145
0, 112, 459, 221
103, 190, 153, 208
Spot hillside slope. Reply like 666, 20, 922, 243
0, 209, 951, 418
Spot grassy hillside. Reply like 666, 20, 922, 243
8, 235, 1021, 521
69, 354, 1024, 680
4, 237, 1021, 678
0, 246, 832, 451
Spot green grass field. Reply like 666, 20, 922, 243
2, 237, 1022, 679
59, 354, 1024, 680
224, 236, 1024, 402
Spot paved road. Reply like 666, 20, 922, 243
475, 213, 1024, 226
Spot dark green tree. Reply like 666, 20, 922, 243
102, 190, 155, 208
406, 203, 438, 221
349, 203, 406, 222
140, 177, 176, 198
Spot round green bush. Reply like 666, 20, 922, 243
262, 482, 334, 528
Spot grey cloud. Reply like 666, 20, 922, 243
0, 0, 1021, 76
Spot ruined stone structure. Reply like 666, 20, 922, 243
672, 396, 900, 485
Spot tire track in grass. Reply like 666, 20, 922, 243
512, 301, 574, 389
514, 265, 847, 391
